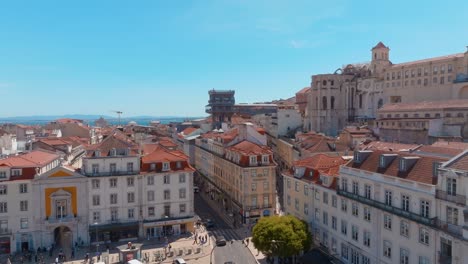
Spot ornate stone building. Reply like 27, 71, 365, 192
304, 42, 468, 136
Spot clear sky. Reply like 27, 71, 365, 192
1, 0, 467, 118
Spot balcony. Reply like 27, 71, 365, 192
46, 215, 78, 224
438, 252, 452, 264
246, 204, 272, 211
436, 190, 466, 206
0, 228, 11, 235
84, 170, 139, 177
337, 188, 436, 227
436, 219, 464, 239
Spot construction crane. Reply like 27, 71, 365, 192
111, 110, 123, 126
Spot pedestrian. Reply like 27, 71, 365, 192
246, 238, 249, 246
71, 249, 75, 259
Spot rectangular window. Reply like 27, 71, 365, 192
251, 183, 257, 191
163, 175, 170, 184
180, 204, 186, 213
287, 195, 291, 205
110, 194, 118, 204
0, 185, 7, 195
263, 181, 269, 191
385, 190, 392, 206
147, 190, 155, 201
164, 190, 170, 200
295, 182, 299, 192
447, 206, 459, 225
341, 199, 347, 212
128, 208, 135, 219
252, 197, 258, 208
127, 162, 134, 172
0, 202, 6, 213
93, 211, 100, 222
419, 227, 429, 245
263, 195, 269, 207
109, 178, 117, 188
352, 181, 359, 195
20, 218, 29, 229
164, 205, 171, 216
341, 178, 348, 192
400, 248, 409, 264
0, 172, 6, 178
341, 220, 347, 235
364, 231, 370, 247
419, 256, 430, 264
341, 243, 349, 260
399, 220, 409, 238
251, 170, 257, 177
303, 203, 309, 215
162, 162, 170, 171
287, 179, 291, 189
384, 214, 392, 230
92, 195, 100, 206
332, 216, 337, 230
19, 183, 28, 193
315, 189, 320, 200
150, 163, 156, 171
179, 173, 186, 183
109, 163, 116, 173
352, 225, 358, 241
315, 208, 320, 221
127, 177, 134, 187
420, 200, 430, 218
383, 240, 392, 258
179, 188, 186, 199
364, 207, 371, 221
92, 164, 99, 174
352, 203, 359, 217
364, 184, 371, 199
323, 192, 328, 204
147, 176, 154, 185
127, 192, 135, 203
362, 256, 370, 264
323, 211, 328, 226
148, 207, 155, 217
111, 208, 119, 222
401, 195, 410, 212
447, 178, 457, 196
295, 198, 299, 210
20, 201, 28, 211
332, 195, 337, 208
92, 179, 100, 189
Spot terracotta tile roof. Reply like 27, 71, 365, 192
0, 128, 10, 136
299, 134, 348, 154
391, 53, 464, 68
347, 150, 447, 184
142, 146, 188, 163
372, 41, 387, 50
227, 140, 273, 156
55, 118, 84, 124
0, 150, 60, 167
86, 132, 139, 157
361, 141, 419, 152
446, 151, 468, 171
343, 126, 372, 134
296, 87, 311, 94
379, 99, 468, 112
295, 154, 346, 172
181, 127, 198, 136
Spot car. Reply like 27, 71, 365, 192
173, 258, 187, 264
215, 235, 227, 246
204, 219, 215, 228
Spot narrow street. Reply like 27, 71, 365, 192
194, 192, 257, 264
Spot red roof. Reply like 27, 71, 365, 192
227, 140, 272, 156
86, 131, 139, 157
0, 150, 60, 168
446, 151, 468, 171
181, 127, 198, 136
361, 141, 419, 152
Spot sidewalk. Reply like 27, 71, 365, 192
233, 226, 268, 264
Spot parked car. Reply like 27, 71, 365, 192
216, 235, 227, 246
173, 258, 187, 264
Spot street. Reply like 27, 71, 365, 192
194, 192, 257, 264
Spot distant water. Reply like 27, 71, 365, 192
0, 117, 199, 126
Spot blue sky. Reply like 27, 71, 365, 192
1, 0, 467, 117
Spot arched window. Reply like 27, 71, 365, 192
322, 96, 327, 110
315, 97, 318, 110
331, 96, 335, 110
377, 99, 383, 109
322, 80, 327, 86
374, 53, 377, 59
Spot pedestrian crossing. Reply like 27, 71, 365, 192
209, 229, 242, 241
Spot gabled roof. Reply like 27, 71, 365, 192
295, 154, 346, 171
86, 131, 139, 157
444, 150, 468, 171
142, 146, 188, 163
180, 127, 198, 136
361, 141, 419, 152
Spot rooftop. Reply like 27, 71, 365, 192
0, 150, 60, 168
227, 140, 272, 156
379, 99, 468, 112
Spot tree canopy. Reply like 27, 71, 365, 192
251, 215, 312, 258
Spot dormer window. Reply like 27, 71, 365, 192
150, 163, 156, 171
12, 169, 21, 176
110, 148, 117, 156
354, 152, 360, 163
0, 171, 6, 179
92, 164, 99, 174
399, 158, 406, 171
94, 150, 101, 157
250, 156, 257, 166
262, 155, 269, 164
447, 178, 457, 196
379, 156, 385, 168
176, 161, 182, 169
162, 162, 170, 171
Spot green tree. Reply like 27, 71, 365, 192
252, 215, 312, 259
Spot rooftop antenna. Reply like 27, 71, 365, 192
111, 110, 123, 126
